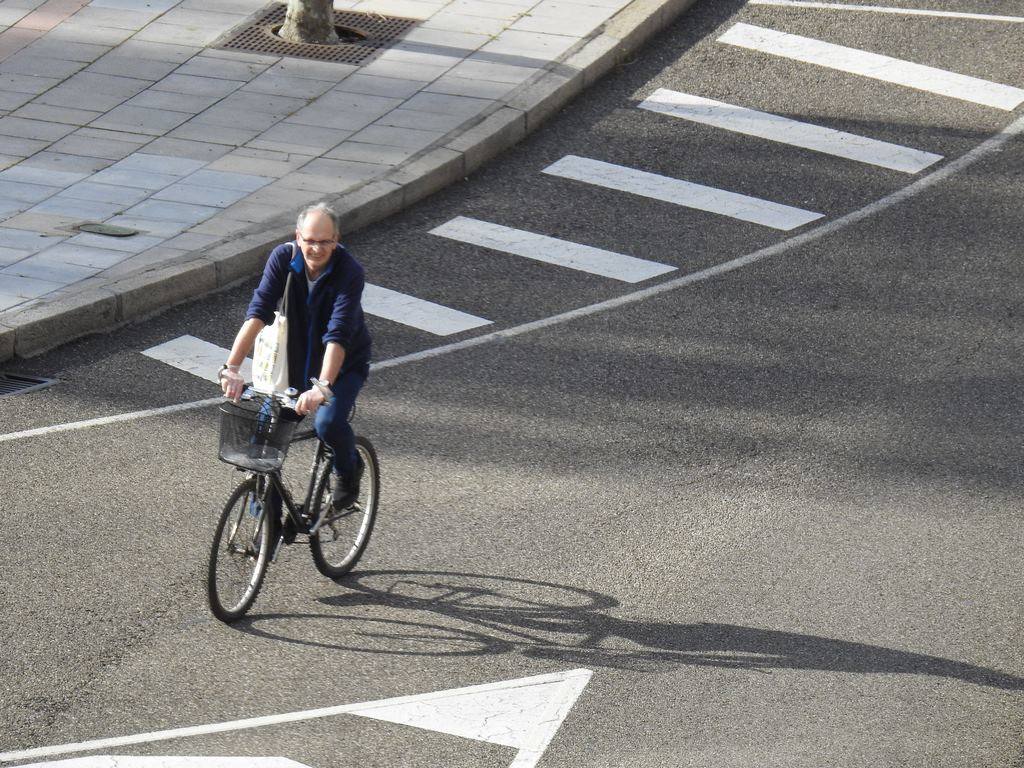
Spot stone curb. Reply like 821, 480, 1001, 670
0, 0, 699, 363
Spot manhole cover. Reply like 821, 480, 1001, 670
0, 373, 57, 398
214, 4, 419, 66
76, 223, 139, 237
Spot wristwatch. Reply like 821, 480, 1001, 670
218, 363, 240, 381
311, 378, 334, 401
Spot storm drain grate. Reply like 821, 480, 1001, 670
214, 4, 419, 66
0, 373, 57, 398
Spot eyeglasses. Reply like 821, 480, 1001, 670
298, 234, 337, 248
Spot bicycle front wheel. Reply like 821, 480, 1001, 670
310, 436, 379, 579
207, 477, 273, 622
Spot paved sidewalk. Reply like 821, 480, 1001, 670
0, 0, 696, 362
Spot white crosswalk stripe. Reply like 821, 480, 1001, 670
362, 283, 492, 336
638, 89, 943, 173
543, 155, 823, 231
429, 216, 676, 283
718, 23, 1024, 111
747, 1, 1024, 24
143, 335, 249, 384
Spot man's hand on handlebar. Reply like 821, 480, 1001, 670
219, 369, 245, 402
294, 387, 325, 416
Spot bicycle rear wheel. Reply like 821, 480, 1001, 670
207, 477, 273, 622
309, 436, 379, 579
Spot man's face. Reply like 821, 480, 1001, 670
296, 211, 338, 275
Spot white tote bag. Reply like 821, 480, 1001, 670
251, 246, 295, 394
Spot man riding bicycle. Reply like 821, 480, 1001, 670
219, 201, 372, 511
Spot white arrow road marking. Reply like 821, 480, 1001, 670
0, 669, 593, 768
543, 155, 824, 231
719, 23, 1024, 111
142, 335, 251, 384
638, 89, 943, 174
22, 759, 310, 767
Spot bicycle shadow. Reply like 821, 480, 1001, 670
239, 570, 1023, 690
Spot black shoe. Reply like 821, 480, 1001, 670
331, 457, 364, 511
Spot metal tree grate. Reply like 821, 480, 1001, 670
0, 373, 57, 398
214, 5, 419, 65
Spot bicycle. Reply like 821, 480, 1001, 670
207, 386, 379, 623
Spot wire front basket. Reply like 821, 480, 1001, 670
218, 396, 297, 472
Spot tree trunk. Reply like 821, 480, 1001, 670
278, 0, 338, 44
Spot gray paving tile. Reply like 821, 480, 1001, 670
248, 123, 353, 153
0, 116, 77, 142
152, 182, 250, 208
76, 127, 153, 145
216, 91, 308, 116
478, 29, 579, 60
402, 90, 492, 116
351, 0, 445, 18
0, 155, 24, 171
290, 157, 384, 185
199, 47, 279, 67
190, 105, 282, 131
29, 196, 129, 219
0, 165, 89, 187
188, 215, 251, 236
323, 140, 416, 165
86, 55, 181, 81
447, 56, 540, 84
443, 0, 532, 19
207, 199, 278, 223
333, 73, 426, 100
142, 136, 233, 162
103, 215, 185, 237
383, 43, 466, 70
124, 198, 219, 224
376, 107, 472, 132
0, 180, 59, 203
100, 245, 189, 278
173, 54, 272, 82
0, 136, 50, 156
65, 231, 165, 253
242, 73, 336, 99
12, 103, 105, 127
265, 58, 357, 82
0, 246, 32, 267
1, 211, 81, 235
184, 168, 271, 192
152, 73, 245, 98
0, 72, 60, 95
157, 7, 243, 30
57, 181, 150, 205
420, 11, 508, 36
167, 119, 262, 146
34, 241, 129, 268
400, 25, 490, 52
49, 22, 137, 47
161, 231, 220, 250
1, 251, 100, 283
0, 55, 88, 79
111, 39, 202, 64
134, 22, 225, 47
126, 89, 220, 114
0, 273, 63, 303
0, 7, 31, 25
284, 92, 400, 131
89, 167, 181, 191
0, 226, 64, 253
347, 123, 443, 150
0, 198, 31, 218
89, 0, 180, 11
205, 150, 304, 178
89, 104, 194, 136
20, 152, 114, 174
0, 91, 34, 111
178, 0, 264, 14
356, 56, 449, 83
424, 74, 516, 100
21, 38, 111, 63
113, 153, 207, 176
49, 133, 145, 162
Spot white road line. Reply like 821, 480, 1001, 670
718, 22, 1024, 111
747, 0, 1024, 24
362, 283, 492, 336
0, 669, 593, 768
142, 335, 251, 384
542, 155, 823, 231
429, 216, 677, 283
638, 89, 943, 173
2, 111, 1023, 445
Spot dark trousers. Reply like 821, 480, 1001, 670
313, 370, 365, 478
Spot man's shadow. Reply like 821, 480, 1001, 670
241, 570, 1023, 690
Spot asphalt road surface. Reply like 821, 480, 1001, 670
2, 1, 1023, 767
